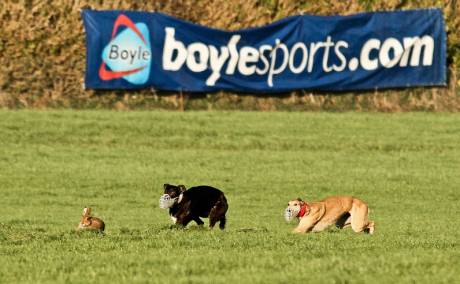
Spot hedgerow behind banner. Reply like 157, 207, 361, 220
81, 8, 446, 92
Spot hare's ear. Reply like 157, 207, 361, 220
83, 207, 91, 216
178, 185, 186, 192
297, 198, 303, 202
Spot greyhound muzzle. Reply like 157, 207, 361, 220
159, 194, 177, 209
284, 207, 300, 222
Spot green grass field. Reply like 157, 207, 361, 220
0, 110, 459, 283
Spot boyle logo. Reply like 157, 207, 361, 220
99, 14, 151, 85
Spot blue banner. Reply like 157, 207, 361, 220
82, 9, 446, 92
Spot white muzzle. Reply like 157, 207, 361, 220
284, 207, 299, 222
159, 194, 177, 209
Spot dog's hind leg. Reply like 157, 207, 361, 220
335, 213, 351, 229
209, 217, 217, 228
350, 201, 371, 233
192, 216, 204, 226
364, 221, 375, 234
219, 216, 226, 230
363, 208, 375, 234
209, 208, 221, 229
209, 195, 228, 230
209, 206, 227, 229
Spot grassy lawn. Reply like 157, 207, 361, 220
0, 110, 459, 283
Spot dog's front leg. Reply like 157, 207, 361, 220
176, 213, 193, 228
293, 214, 320, 233
293, 219, 313, 233
173, 203, 192, 228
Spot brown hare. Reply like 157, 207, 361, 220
77, 207, 105, 232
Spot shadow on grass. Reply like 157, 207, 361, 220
71, 229, 105, 238
236, 227, 269, 233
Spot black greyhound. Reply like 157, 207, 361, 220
160, 184, 228, 229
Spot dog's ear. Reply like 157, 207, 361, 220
178, 185, 186, 192
297, 198, 303, 202
164, 184, 169, 190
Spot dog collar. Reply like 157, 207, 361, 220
298, 203, 309, 218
